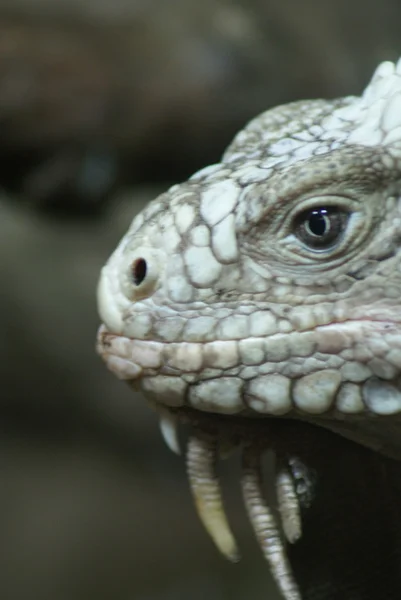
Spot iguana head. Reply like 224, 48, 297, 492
96, 59, 401, 599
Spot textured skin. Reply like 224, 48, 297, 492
98, 58, 401, 456
97, 59, 401, 598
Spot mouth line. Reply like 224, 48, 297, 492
97, 315, 400, 366
99, 315, 399, 343
97, 319, 384, 377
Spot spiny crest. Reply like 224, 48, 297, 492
223, 57, 401, 166
340, 58, 401, 150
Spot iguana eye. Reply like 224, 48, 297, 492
294, 206, 349, 250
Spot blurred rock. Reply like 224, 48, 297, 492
0, 0, 400, 212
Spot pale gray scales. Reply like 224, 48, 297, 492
96, 59, 401, 599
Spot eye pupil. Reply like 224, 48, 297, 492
132, 258, 147, 285
306, 209, 330, 237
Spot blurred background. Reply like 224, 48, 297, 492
1, 1, 401, 598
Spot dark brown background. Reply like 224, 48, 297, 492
1, 1, 401, 598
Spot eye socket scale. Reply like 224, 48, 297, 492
293, 206, 348, 250
131, 258, 147, 286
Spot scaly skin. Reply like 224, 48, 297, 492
96, 59, 401, 599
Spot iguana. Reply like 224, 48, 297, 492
96, 58, 401, 599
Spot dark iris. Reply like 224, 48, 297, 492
131, 258, 147, 285
294, 206, 347, 249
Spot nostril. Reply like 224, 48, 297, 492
124, 248, 161, 300
132, 258, 147, 286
